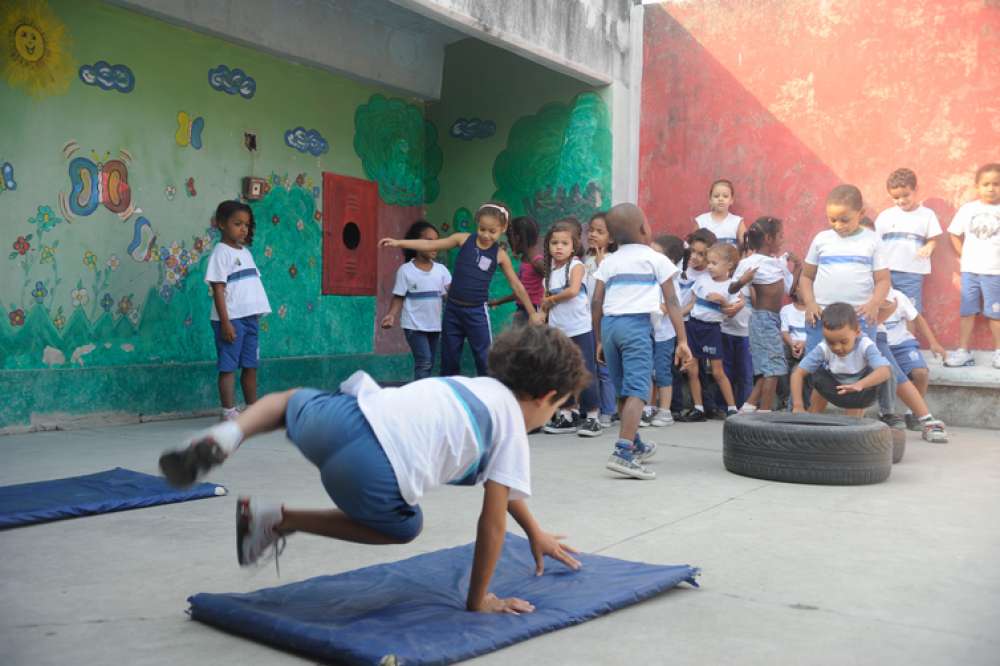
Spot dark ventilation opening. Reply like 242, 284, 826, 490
342, 222, 361, 249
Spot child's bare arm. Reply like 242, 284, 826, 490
211, 283, 236, 342
543, 264, 586, 308
380, 233, 465, 252
498, 249, 541, 321
837, 365, 890, 393
798, 263, 821, 324
790, 367, 809, 412
914, 314, 945, 358
950, 232, 964, 258
916, 237, 938, 259
468, 482, 534, 613
592, 281, 605, 362
380, 295, 404, 328
730, 267, 757, 293
662, 278, 692, 365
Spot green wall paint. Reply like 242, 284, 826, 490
0, 0, 426, 428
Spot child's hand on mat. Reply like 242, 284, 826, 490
805, 303, 822, 326
379, 314, 395, 329
378, 238, 400, 248
221, 321, 237, 342
529, 531, 581, 575
478, 592, 535, 615
836, 382, 865, 394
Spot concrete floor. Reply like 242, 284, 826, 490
2, 417, 998, 665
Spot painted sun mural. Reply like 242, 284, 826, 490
1, 0, 74, 96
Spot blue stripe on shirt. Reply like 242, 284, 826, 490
227, 267, 259, 283
405, 290, 442, 300
606, 273, 657, 287
882, 232, 925, 244
440, 378, 494, 486
817, 255, 873, 266
695, 297, 722, 311
717, 237, 738, 245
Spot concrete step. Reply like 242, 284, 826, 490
922, 351, 1000, 429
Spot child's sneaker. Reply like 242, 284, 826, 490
944, 349, 975, 367
598, 413, 613, 428
879, 413, 906, 430
677, 407, 706, 422
904, 413, 921, 432
158, 422, 243, 488
577, 417, 602, 438
632, 435, 657, 462
543, 413, 579, 434
993, 349, 1000, 369
650, 409, 674, 427
606, 446, 655, 480
221, 406, 240, 421
921, 419, 948, 444
236, 496, 287, 568
639, 406, 655, 427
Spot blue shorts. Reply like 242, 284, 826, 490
687, 317, 723, 360
601, 314, 653, 399
890, 271, 925, 313
890, 340, 928, 377
211, 315, 260, 372
653, 337, 676, 388
875, 332, 910, 385
960, 272, 1000, 319
284, 389, 422, 543
749, 310, 788, 377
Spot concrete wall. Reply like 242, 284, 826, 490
0, 0, 440, 429
639, 0, 1000, 350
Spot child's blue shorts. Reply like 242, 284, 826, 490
211, 315, 260, 372
284, 388, 423, 543
653, 337, 676, 388
601, 314, 653, 399
960, 272, 1000, 319
687, 317, 723, 360
890, 340, 928, 377
890, 270, 925, 313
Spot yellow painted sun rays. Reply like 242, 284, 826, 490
2, 0, 73, 96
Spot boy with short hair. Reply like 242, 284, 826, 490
158, 324, 586, 614
592, 203, 692, 480
791, 303, 892, 417
874, 168, 942, 313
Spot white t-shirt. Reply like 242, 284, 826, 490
392, 261, 451, 332
594, 243, 679, 316
651, 280, 683, 342
734, 252, 792, 288
583, 254, 601, 303
721, 285, 750, 337
805, 228, 888, 307
884, 288, 919, 347
547, 257, 591, 338
342, 371, 531, 506
947, 200, 1000, 275
874, 205, 942, 275
204, 243, 271, 321
695, 212, 742, 246
780, 304, 808, 343
677, 267, 705, 321
799, 336, 889, 376
691, 274, 736, 323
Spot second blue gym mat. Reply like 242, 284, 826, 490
189, 533, 699, 665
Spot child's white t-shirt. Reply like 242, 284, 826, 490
721, 285, 750, 337
805, 228, 888, 307
695, 212, 742, 246
734, 253, 792, 288
392, 261, 451, 332
874, 205, 942, 275
547, 257, 591, 338
593, 244, 679, 316
583, 254, 601, 302
342, 371, 531, 506
651, 280, 683, 342
677, 267, 705, 321
884, 288, 919, 347
204, 243, 271, 321
691, 274, 736, 323
799, 336, 889, 376
780, 304, 808, 343
947, 200, 1000, 275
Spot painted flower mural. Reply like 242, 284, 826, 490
12, 235, 31, 256
83, 250, 97, 270
29, 205, 62, 233
32, 280, 48, 303
8, 308, 25, 326
71, 286, 89, 307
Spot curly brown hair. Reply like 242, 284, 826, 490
488, 324, 590, 401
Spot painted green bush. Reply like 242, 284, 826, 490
354, 94, 443, 206
492, 92, 611, 227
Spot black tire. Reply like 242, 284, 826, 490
891, 428, 905, 464
723, 413, 892, 485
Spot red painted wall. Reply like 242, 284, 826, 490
640, 1, 1000, 349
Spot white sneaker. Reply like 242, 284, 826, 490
236, 497, 286, 568
920, 419, 948, 444
993, 350, 1000, 369
606, 451, 656, 480
598, 414, 613, 428
222, 406, 240, 421
944, 349, 974, 367
650, 409, 674, 427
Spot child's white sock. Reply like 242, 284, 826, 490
587, 409, 599, 419
200, 420, 244, 456
740, 404, 757, 414
559, 408, 573, 420
694, 404, 704, 412
727, 406, 738, 414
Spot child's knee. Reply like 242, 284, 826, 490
911, 368, 928, 382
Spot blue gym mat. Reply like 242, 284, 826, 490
189, 533, 699, 665
0, 467, 226, 529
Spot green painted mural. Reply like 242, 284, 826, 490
0, 0, 433, 428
